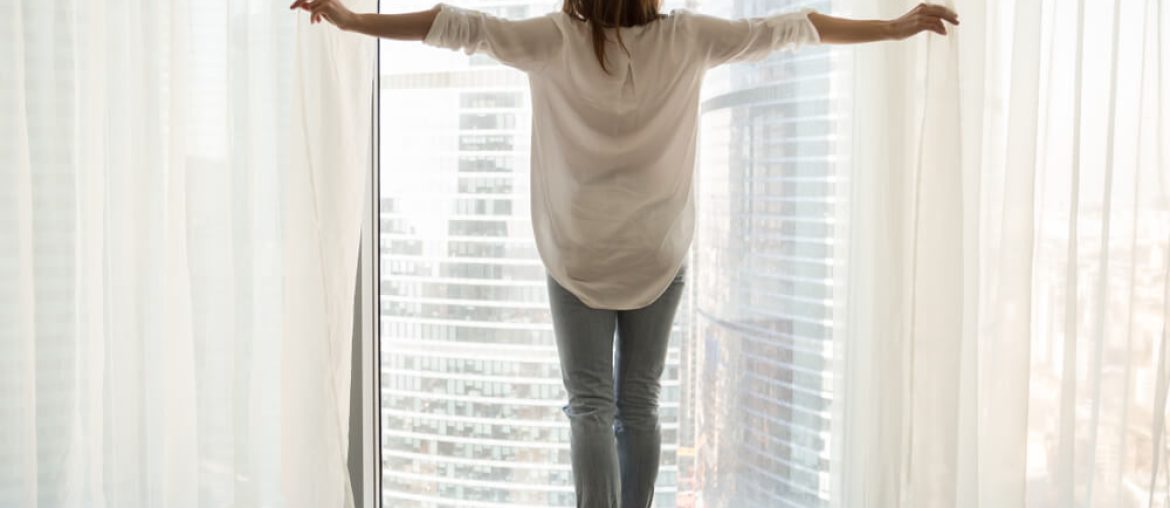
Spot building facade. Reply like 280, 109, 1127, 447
679, 0, 838, 505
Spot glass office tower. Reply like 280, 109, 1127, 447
679, 0, 838, 506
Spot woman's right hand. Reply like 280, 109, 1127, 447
290, 0, 358, 30
886, 3, 960, 40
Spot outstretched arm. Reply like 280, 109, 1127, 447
291, 0, 564, 71
809, 3, 959, 44
290, 0, 438, 40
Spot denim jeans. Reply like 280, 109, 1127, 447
547, 265, 687, 508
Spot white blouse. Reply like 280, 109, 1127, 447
423, 3, 821, 310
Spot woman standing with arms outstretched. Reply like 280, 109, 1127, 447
291, 0, 957, 505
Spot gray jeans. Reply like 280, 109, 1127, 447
547, 265, 687, 508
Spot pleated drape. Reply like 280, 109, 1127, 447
838, 0, 1169, 506
0, 1, 374, 506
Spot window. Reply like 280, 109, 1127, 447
377, 0, 841, 505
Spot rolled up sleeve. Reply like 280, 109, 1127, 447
423, 3, 564, 72
684, 8, 821, 68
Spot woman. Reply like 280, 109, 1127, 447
291, 0, 957, 506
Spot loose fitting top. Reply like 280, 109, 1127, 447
423, 3, 821, 310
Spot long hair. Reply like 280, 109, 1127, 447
562, 0, 661, 73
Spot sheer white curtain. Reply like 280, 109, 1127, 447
838, 0, 1169, 506
0, 0, 373, 506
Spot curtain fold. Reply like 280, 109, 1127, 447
0, 0, 373, 506
840, 0, 1170, 506
282, 5, 374, 506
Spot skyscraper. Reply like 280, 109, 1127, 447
680, 0, 837, 505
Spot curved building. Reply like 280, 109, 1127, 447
680, 0, 838, 506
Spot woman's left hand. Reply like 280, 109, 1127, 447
290, 0, 357, 29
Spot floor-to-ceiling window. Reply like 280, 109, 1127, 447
377, 1, 840, 505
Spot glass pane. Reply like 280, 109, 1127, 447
378, 0, 840, 506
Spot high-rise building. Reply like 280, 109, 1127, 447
679, 0, 837, 506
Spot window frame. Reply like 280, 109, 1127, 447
355, 1, 384, 504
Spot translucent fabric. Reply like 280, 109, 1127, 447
0, 0, 374, 506
837, 0, 1169, 506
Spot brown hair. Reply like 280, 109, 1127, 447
562, 0, 662, 73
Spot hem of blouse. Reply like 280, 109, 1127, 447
546, 256, 688, 311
